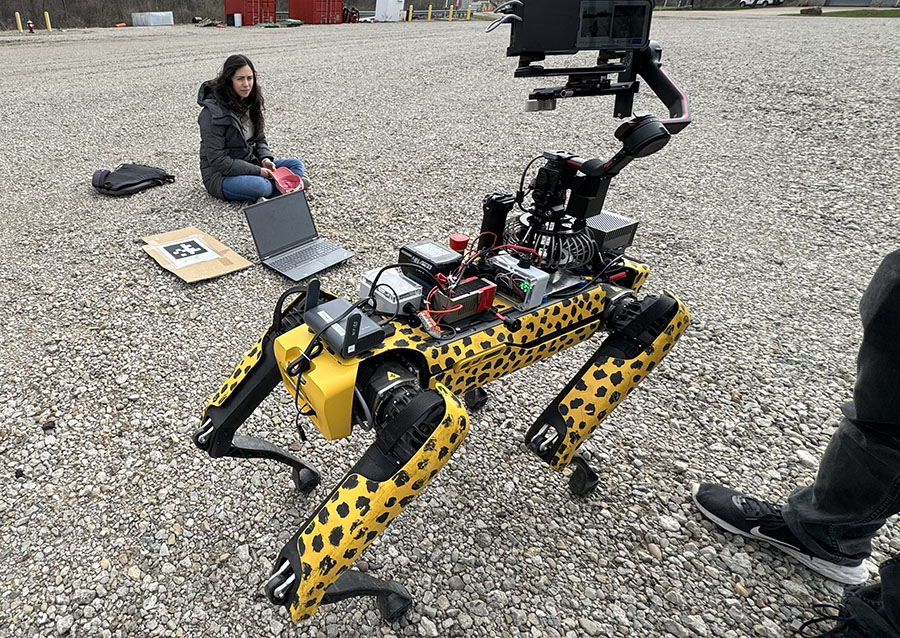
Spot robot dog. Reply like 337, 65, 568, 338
193, 0, 692, 624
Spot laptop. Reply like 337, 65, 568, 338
244, 190, 353, 281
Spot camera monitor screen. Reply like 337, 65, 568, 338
507, 0, 653, 57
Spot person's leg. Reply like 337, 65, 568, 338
881, 557, 900, 631
782, 249, 900, 564
222, 175, 274, 201
274, 158, 305, 177
693, 250, 900, 585
796, 557, 900, 637
781, 418, 900, 566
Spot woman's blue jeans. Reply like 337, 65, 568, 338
222, 158, 305, 202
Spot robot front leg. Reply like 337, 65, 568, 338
525, 289, 690, 495
193, 290, 320, 490
265, 383, 470, 623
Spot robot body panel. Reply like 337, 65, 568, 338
204, 328, 269, 412
273, 325, 360, 440
622, 258, 651, 292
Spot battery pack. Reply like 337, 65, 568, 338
359, 267, 424, 315
488, 253, 550, 311
398, 240, 463, 288
431, 277, 496, 324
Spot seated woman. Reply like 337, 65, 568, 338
197, 54, 308, 201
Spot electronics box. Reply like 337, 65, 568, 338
359, 267, 424, 315
431, 277, 496, 324
488, 253, 550, 311
584, 210, 639, 252
398, 240, 463, 287
304, 298, 385, 358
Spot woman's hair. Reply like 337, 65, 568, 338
212, 54, 265, 135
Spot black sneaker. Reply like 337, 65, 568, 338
795, 586, 898, 637
692, 483, 868, 585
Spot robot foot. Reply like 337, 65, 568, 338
568, 454, 600, 497
463, 387, 489, 411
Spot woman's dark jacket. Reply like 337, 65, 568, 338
197, 81, 273, 199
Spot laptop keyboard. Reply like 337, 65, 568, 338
271, 241, 339, 271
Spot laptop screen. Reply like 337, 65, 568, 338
244, 191, 318, 260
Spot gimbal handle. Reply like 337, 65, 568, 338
635, 42, 691, 134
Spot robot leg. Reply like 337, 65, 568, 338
265, 383, 469, 622
192, 290, 320, 490
525, 291, 690, 487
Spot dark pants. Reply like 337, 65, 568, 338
781, 250, 900, 629
782, 249, 900, 563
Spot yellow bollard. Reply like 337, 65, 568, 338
407, 5, 413, 20
449, 5, 454, 21
466, 5, 471, 19
428, 4, 432, 20
44, 11, 52, 32
15, 11, 23, 32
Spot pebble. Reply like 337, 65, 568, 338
684, 614, 709, 636
664, 619, 690, 638
659, 516, 681, 532
664, 590, 685, 607
579, 618, 602, 637
56, 615, 74, 635
419, 617, 438, 637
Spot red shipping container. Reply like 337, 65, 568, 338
288, 0, 343, 24
225, 0, 276, 26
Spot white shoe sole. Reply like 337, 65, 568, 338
691, 484, 869, 585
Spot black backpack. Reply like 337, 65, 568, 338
92, 163, 175, 197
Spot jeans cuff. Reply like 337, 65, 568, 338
782, 506, 867, 566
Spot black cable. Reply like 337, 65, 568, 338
286, 293, 365, 441
371, 283, 402, 325
271, 283, 308, 332
516, 155, 543, 214
286, 297, 370, 378
437, 322, 458, 340
549, 279, 589, 298
518, 155, 543, 203
286, 373, 314, 443
353, 386, 374, 430
598, 253, 625, 277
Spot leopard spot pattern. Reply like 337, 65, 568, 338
550, 298, 690, 469
287, 384, 469, 622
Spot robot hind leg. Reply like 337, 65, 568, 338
525, 291, 690, 490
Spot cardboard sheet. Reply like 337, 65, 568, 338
141, 226, 251, 282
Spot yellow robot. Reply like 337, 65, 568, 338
193, 0, 692, 623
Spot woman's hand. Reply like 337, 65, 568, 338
261, 158, 276, 171
260, 167, 273, 178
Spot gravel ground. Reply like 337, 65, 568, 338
1, 12, 898, 638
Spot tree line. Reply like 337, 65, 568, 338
1, 0, 282, 29
1, 0, 481, 30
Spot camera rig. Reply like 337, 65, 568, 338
192, 0, 692, 625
